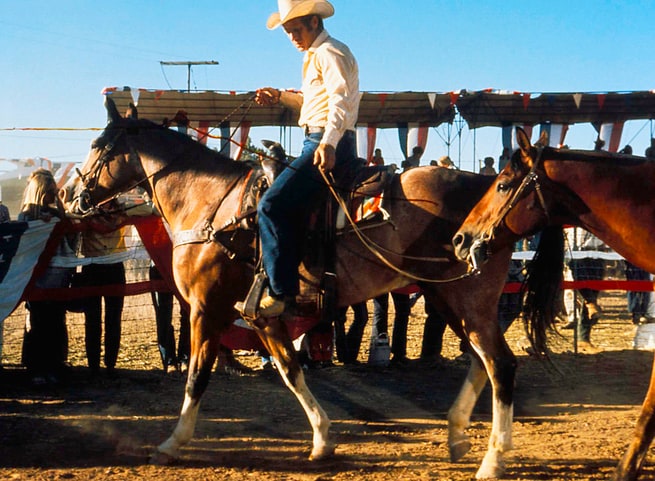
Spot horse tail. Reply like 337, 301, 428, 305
521, 226, 564, 357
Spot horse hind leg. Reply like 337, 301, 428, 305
151, 330, 219, 465
256, 317, 334, 460
613, 353, 655, 481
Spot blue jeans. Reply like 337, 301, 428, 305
258, 130, 358, 296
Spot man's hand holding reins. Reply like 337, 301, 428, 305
255, 87, 280, 106
314, 143, 336, 172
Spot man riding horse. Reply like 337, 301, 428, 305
247, 0, 362, 317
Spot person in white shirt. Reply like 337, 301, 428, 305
253, 0, 361, 317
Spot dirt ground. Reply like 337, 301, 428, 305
1, 291, 655, 481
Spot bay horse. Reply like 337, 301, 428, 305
61, 97, 518, 479
452, 127, 655, 481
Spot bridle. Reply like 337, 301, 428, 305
74, 128, 129, 215
466, 145, 550, 274
73, 125, 173, 216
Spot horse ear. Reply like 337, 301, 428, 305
515, 127, 536, 169
536, 130, 549, 148
104, 96, 121, 124
126, 103, 138, 120
516, 127, 531, 153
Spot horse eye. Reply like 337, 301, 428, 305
497, 182, 511, 193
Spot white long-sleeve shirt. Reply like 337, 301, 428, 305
280, 29, 359, 148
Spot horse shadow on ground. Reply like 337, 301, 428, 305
0, 348, 652, 476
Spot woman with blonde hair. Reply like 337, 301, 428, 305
19, 168, 75, 385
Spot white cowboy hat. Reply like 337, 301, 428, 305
267, 0, 335, 30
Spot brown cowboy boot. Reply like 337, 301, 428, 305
258, 295, 286, 317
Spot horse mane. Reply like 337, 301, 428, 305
547, 146, 649, 166
112, 116, 253, 177
521, 225, 565, 357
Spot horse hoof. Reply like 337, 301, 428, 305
475, 453, 505, 479
449, 439, 472, 462
150, 449, 176, 466
309, 441, 336, 460
475, 464, 505, 480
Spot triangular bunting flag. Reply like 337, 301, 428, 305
428, 92, 437, 109
597, 94, 606, 110
130, 88, 140, 105
573, 93, 582, 108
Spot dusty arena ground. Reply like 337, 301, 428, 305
1, 291, 655, 480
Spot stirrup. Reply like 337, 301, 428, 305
234, 271, 268, 320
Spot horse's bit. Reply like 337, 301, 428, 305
467, 145, 549, 274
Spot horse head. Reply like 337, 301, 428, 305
60, 97, 148, 217
452, 127, 552, 270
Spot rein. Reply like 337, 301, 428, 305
77, 124, 248, 246
319, 169, 474, 284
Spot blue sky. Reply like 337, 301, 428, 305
2, 0, 654, 172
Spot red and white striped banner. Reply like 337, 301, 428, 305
356, 124, 377, 163
407, 122, 429, 156
502, 124, 534, 151
598, 121, 624, 152
220, 122, 252, 160
539, 123, 569, 148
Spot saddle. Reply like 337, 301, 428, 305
232, 160, 396, 320
337, 164, 395, 227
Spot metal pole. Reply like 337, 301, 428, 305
160, 61, 219, 92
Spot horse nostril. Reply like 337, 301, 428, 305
453, 232, 465, 249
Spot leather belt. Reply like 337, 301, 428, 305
304, 126, 325, 135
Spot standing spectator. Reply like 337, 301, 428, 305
371, 291, 411, 365
625, 261, 653, 324
0, 189, 10, 369
498, 240, 527, 333
78, 197, 153, 376
19, 168, 75, 385
334, 302, 368, 364
0, 189, 10, 223
563, 228, 605, 353
479, 156, 497, 176
498, 147, 512, 171
150, 262, 190, 373
419, 299, 448, 364
436, 156, 456, 169
402, 146, 424, 171
645, 138, 655, 159
78, 215, 127, 377
369, 148, 384, 166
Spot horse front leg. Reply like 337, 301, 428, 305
255, 316, 334, 460
448, 355, 488, 463
467, 332, 517, 480
613, 353, 655, 481
151, 314, 219, 464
